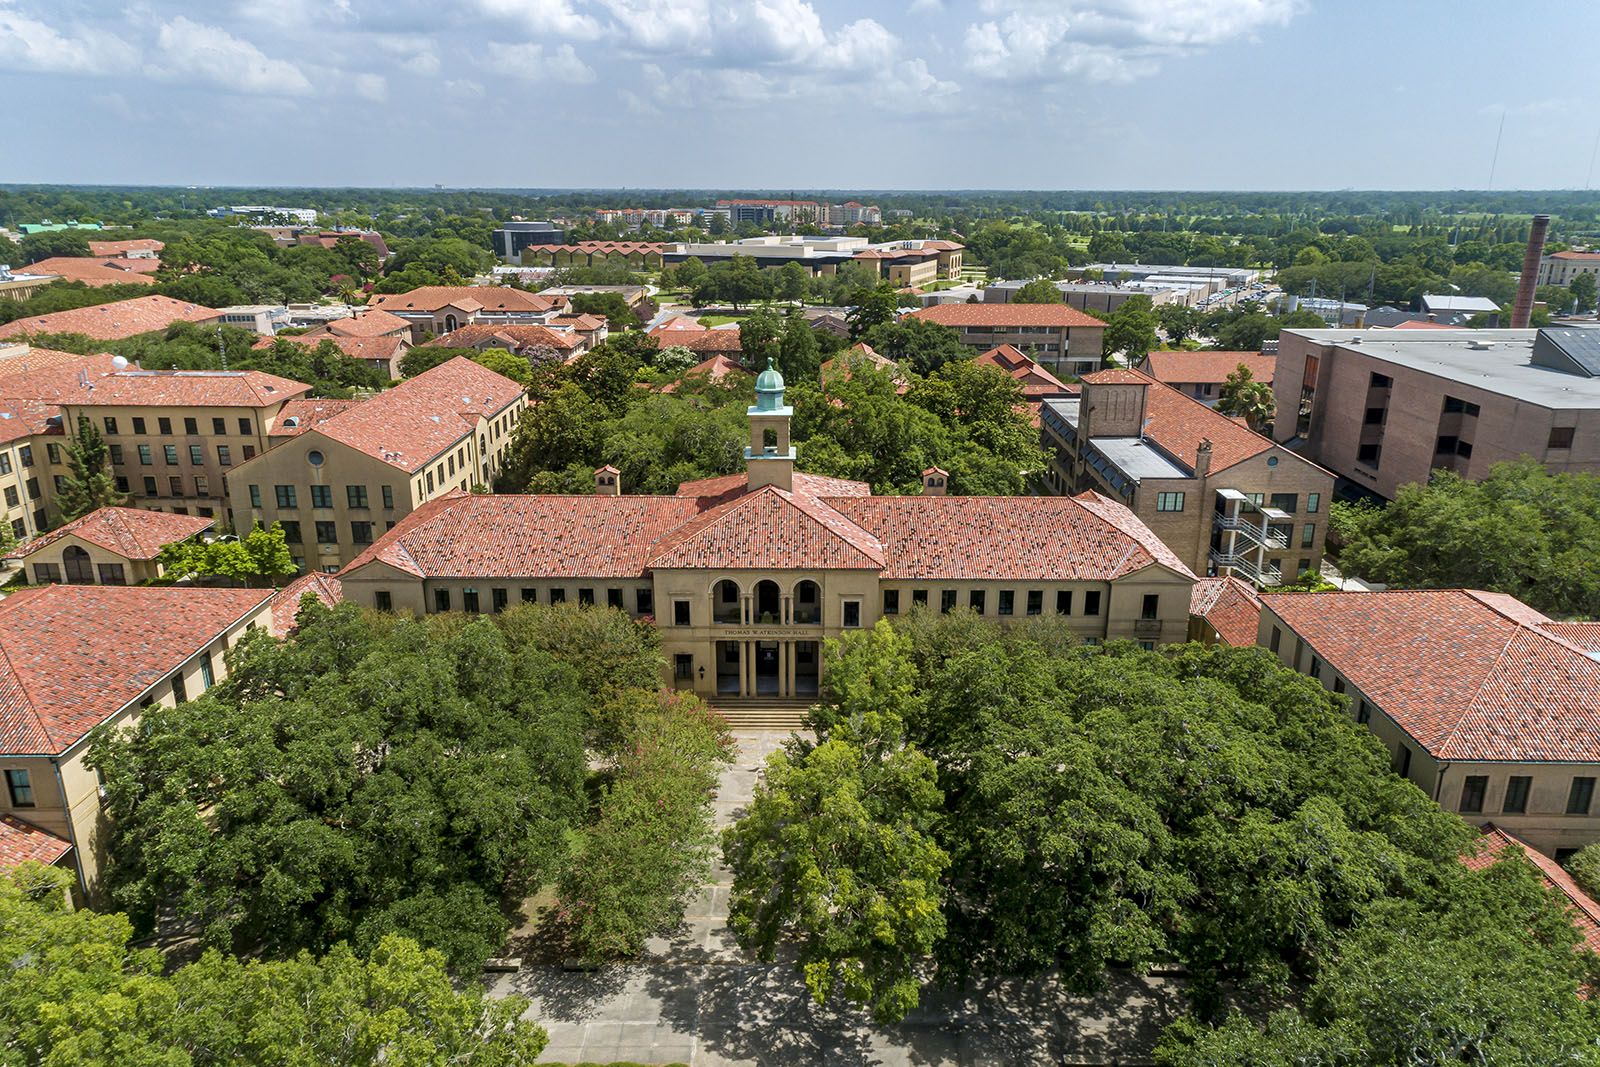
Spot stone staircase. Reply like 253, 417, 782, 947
710, 697, 815, 731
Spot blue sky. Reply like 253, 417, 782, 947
2, 0, 1596, 191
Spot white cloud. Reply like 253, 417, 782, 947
445, 78, 485, 98
375, 34, 440, 76
484, 40, 597, 82
963, 0, 1304, 81
0, 5, 138, 74
234, 0, 354, 26
353, 72, 387, 101
472, 0, 604, 40
149, 16, 313, 95
908, 0, 942, 10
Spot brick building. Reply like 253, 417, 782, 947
909, 303, 1106, 376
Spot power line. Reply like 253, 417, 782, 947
1586, 126, 1600, 191
1488, 110, 1506, 190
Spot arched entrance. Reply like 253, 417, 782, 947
63, 545, 94, 584
793, 580, 820, 625
713, 579, 741, 624
753, 580, 780, 624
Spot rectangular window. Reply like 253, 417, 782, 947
3, 486, 18, 508
883, 589, 900, 615
969, 590, 986, 614
351, 522, 373, 544
172, 672, 188, 704
1306, 492, 1320, 514
434, 589, 450, 613
1056, 590, 1073, 615
381, 485, 394, 509
276, 485, 297, 508
375, 590, 393, 612
0, 453, 11, 475
193, 476, 208, 497
1269, 493, 1297, 514
1549, 426, 1575, 450
52, 474, 64, 494
572, 587, 592, 606
96, 563, 126, 585
607, 588, 624, 609
115, 476, 129, 493
1370, 372, 1392, 389
462, 588, 480, 613
163, 445, 178, 465
243, 445, 256, 460
1156, 492, 1185, 512
636, 588, 652, 615
158, 417, 172, 435
200, 652, 216, 689
912, 589, 928, 607
314, 521, 337, 543
248, 484, 261, 508
347, 485, 369, 508
1503, 776, 1531, 814
131, 416, 146, 434
1458, 775, 1488, 814
521, 588, 537, 604
1140, 594, 1159, 620
426, 471, 434, 493
1356, 442, 1381, 466
143, 476, 158, 497
493, 588, 509, 613
843, 601, 861, 628
1302, 523, 1316, 548
46, 443, 60, 464
1026, 590, 1043, 616
673, 599, 691, 626
674, 653, 694, 680
549, 588, 566, 604
4, 769, 34, 808
168, 476, 183, 496
998, 590, 1014, 616
1568, 777, 1595, 816
212, 417, 226, 435
184, 417, 198, 435
1357, 700, 1371, 724
280, 520, 301, 543
33, 562, 60, 584
310, 485, 333, 509
138, 444, 153, 465
1084, 591, 1102, 616
1435, 435, 1458, 455
940, 589, 957, 614
1456, 440, 1473, 458
1363, 407, 1385, 425
217, 445, 232, 466
239, 418, 253, 435
103, 417, 118, 435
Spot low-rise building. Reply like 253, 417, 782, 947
86, 239, 162, 260
1539, 250, 1600, 288
1420, 293, 1501, 326
1274, 327, 1600, 499
1258, 588, 1600, 859
20, 258, 158, 288
984, 280, 1185, 313
0, 295, 222, 343
1186, 575, 1263, 646
366, 286, 568, 343
424, 323, 587, 360
494, 221, 566, 262
1137, 350, 1275, 407
909, 303, 1105, 376
0, 585, 277, 897
0, 265, 64, 302
1040, 368, 1334, 586
338, 365, 1195, 704
216, 305, 291, 335
6, 507, 212, 585
227, 357, 527, 572
254, 332, 408, 380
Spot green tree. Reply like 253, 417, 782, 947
859, 316, 965, 376
778, 309, 821, 380
471, 347, 533, 386
19, 230, 90, 262
1155, 303, 1200, 344
56, 415, 129, 521
0, 862, 549, 1066
1570, 271, 1597, 314
1215, 362, 1276, 431
738, 307, 782, 370
570, 291, 637, 331
399, 345, 456, 378
1100, 294, 1158, 364
154, 522, 296, 587
846, 282, 902, 339
1011, 279, 1064, 303
776, 260, 810, 302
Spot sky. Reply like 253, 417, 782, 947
2, 0, 1598, 192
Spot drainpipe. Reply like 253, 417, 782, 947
49, 756, 88, 900
1433, 762, 1450, 803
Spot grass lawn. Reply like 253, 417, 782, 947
695, 314, 748, 326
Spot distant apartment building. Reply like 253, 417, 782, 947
984, 279, 1186, 313
1539, 250, 1600, 288
909, 303, 1105, 376
716, 199, 825, 225
216, 304, 291, 335
1137, 350, 1275, 407
827, 202, 882, 227
1259, 589, 1600, 860
366, 286, 569, 343
1274, 327, 1600, 499
1040, 369, 1334, 586
209, 205, 318, 225
494, 221, 566, 262
225, 357, 527, 572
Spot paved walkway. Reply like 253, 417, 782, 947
490, 730, 1187, 1066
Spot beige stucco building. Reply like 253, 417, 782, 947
1041, 369, 1335, 587
909, 303, 1106, 377
226, 357, 527, 573
0, 585, 276, 900
338, 365, 1198, 705
7, 506, 213, 585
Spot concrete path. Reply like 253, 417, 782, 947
490, 730, 1187, 1066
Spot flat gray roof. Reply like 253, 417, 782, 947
1090, 436, 1191, 481
1287, 328, 1600, 410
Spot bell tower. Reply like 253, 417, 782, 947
746, 358, 795, 492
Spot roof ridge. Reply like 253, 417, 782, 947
0, 600, 56, 749
1434, 619, 1527, 756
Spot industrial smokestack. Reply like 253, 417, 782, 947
1511, 214, 1550, 329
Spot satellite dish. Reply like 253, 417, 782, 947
111, 356, 129, 370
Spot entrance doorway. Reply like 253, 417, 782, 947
717, 640, 740, 695
794, 641, 819, 696
755, 641, 780, 695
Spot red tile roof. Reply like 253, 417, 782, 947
0, 347, 101, 380
0, 585, 274, 755
651, 315, 705, 335
323, 309, 412, 337
1539, 621, 1600, 653
1463, 824, 1600, 953
253, 333, 405, 365
1549, 251, 1600, 261
423, 324, 581, 351
367, 287, 561, 314
0, 295, 221, 341
660, 355, 748, 393
0, 814, 72, 870
549, 314, 606, 332
650, 485, 886, 571
911, 303, 1104, 329
1138, 351, 1275, 386
1189, 576, 1264, 646
1259, 589, 1600, 763
269, 397, 363, 438
64, 368, 310, 408
6, 507, 212, 562
286, 356, 524, 473
271, 571, 343, 634
1391, 320, 1458, 330
1082, 367, 1278, 474
86, 239, 164, 257
0, 396, 63, 446
975, 345, 1073, 396
23, 258, 159, 287
676, 470, 871, 503
662, 331, 744, 353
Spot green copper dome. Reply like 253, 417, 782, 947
753, 358, 785, 410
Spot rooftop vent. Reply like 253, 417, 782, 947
1467, 339, 1495, 350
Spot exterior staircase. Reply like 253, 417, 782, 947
710, 697, 815, 732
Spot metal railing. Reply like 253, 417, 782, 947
1213, 512, 1289, 548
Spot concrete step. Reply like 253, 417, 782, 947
711, 698, 814, 731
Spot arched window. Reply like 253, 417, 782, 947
754, 580, 781, 623
63, 545, 94, 584
713, 579, 741, 624
763, 427, 778, 451
794, 579, 820, 624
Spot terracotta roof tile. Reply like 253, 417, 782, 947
659, 355, 747, 393
650, 485, 886, 571
1084, 367, 1277, 473
367, 286, 561, 314
0, 397, 63, 445
0, 295, 221, 341
1550, 251, 1600, 261
253, 333, 405, 364
911, 303, 1105, 329
0, 585, 274, 755
676, 471, 871, 503
271, 571, 343, 634
1138, 351, 1275, 386
1463, 824, 1600, 953
1539, 621, 1600, 653
86, 239, 164, 257
66, 368, 310, 408
323, 309, 411, 337
424, 324, 581, 351
6, 507, 212, 562
0, 814, 72, 870
1188, 576, 1264, 646
269, 397, 363, 438
975, 345, 1073, 397
22, 258, 158, 287
0, 347, 100, 380
1259, 589, 1600, 763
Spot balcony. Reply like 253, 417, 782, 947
1210, 548, 1282, 587
1213, 512, 1290, 548
1133, 618, 1163, 638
